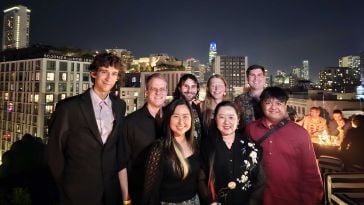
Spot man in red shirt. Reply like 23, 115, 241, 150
246, 87, 323, 205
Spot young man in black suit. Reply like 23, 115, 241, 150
48, 53, 129, 205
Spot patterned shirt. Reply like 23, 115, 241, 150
191, 103, 202, 144
234, 92, 263, 129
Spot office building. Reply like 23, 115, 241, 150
2, 5, 30, 50
183, 58, 205, 82
319, 67, 360, 93
0, 46, 93, 161
212, 55, 248, 95
339, 55, 360, 68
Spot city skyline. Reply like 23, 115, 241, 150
1, 0, 364, 81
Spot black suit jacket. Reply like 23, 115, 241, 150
48, 89, 127, 205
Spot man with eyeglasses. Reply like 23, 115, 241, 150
122, 73, 167, 205
234, 64, 266, 130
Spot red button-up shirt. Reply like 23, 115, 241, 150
246, 118, 323, 205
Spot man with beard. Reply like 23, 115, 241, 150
173, 74, 203, 144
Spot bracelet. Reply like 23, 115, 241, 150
123, 200, 132, 205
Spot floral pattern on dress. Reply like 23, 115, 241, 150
235, 139, 260, 191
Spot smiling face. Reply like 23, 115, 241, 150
310, 108, 320, 118
170, 104, 192, 138
209, 77, 226, 101
146, 77, 167, 109
333, 113, 343, 122
247, 68, 266, 91
262, 98, 287, 125
91, 66, 119, 99
215, 105, 239, 137
179, 78, 198, 102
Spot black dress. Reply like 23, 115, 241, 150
142, 141, 201, 205
201, 131, 265, 205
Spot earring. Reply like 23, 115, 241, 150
223, 92, 226, 96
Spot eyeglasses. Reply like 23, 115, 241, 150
149, 87, 167, 93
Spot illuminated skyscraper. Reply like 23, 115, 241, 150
208, 41, 217, 65
302, 59, 309, 80
2, 5, 30, 50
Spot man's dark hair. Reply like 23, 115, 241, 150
88, 52, 123, 83
352, 114, 364, 127
246, 64, 266, 76
260, 86, 288, 104
173, 73, 200, 100
333, 109, 343, 115
214, 101, 240, 120
310, 107, 320, 111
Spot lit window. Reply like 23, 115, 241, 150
7, 102, 13, 112
60, 73, 67, 81
46, 83, 55, 91
46, 94, 53, 103
82, 83, 89, 91
35, 72, 40, 80
47, 72, 55, 81
59, 93, 66, 100
45, 105, 53, 114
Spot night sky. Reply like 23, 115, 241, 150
1, 0, 364, 81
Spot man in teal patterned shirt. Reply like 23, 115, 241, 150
234, 64, 266, 130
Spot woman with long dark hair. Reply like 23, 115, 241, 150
142, 99, 201, 205
201, 101, 265, 205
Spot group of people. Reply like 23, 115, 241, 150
297, 107, 352, 144
296, 106, 364, 169
48, 53, 323, 205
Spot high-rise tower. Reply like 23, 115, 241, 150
302, 59, 309, 80
208, 41, 217, 65
2, 5, 30, 50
